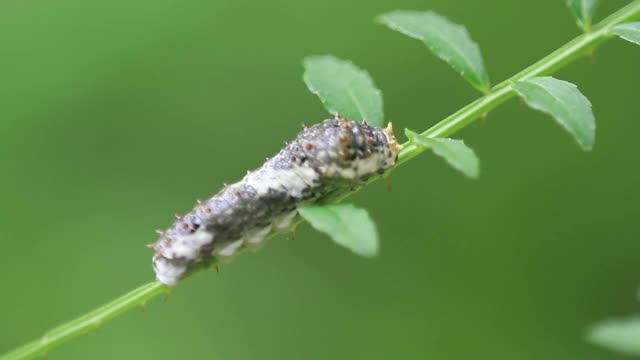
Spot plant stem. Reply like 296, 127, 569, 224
2, 1, 640, 359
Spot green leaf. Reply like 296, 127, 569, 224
377, 10, 490, 93
298, 204, 379, 258
303, 55, 384, 127
588, 315, 640, 356
612, 22, 640, 46
405, 129, 480, 179
512, 76, 595, 151
566, 0, 598, 32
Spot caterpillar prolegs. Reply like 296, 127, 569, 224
150, 115, 402, 285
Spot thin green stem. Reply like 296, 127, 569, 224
2, 1, 640, 359
1, 282, 168, 360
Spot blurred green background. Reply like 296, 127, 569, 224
1, 0, 640, 359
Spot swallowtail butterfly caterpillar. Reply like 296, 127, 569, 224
150, 115, 402, 285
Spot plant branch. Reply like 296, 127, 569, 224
2, 1, 640, 359
396, 0, 640, 166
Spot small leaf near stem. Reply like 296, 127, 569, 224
612, 22, 640, 45
566, 0, 599, 32
588, 315, 640, 356
299, 204, 379, 258
405, 129, 480, 179
303, 55, 384, 127
513, 76, 596, 151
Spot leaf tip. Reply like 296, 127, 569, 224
580, 139, 595, 152
404, 128, 417, 140
374, 12, 389, 25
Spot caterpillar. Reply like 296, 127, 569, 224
150, 115, 402, 285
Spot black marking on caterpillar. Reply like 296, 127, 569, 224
150, 115, 402, 285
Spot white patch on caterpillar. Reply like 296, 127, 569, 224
326, 163, 356, 178
274, 210, 297, 230
356, 154, 384, 176
153, 256, 187, 286
323, 153, 383, 179
245, 225, 272, 245
167, 231, 214, 259
214, 238, 244, 258
243, 168, 283, 196
244, 164, 319, 198
270, 168, 310, 198
291, 164, 318, 185
152, 230, 214, 285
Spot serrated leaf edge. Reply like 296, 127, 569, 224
513, 77, 595, 151
377, 11, 491, 93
